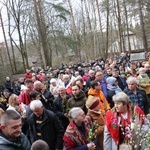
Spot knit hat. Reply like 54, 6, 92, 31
86, 96, 100, 110
106, 76, 117, 85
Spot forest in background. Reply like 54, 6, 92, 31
0, 0, 150, 74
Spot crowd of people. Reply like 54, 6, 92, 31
0, 53, 150, 150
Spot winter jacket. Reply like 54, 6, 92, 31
104, 106, 145, 150
0, 132, 31, 150
67, 90, 87, 113
96, 79, 108, 99
88, 88, 110, 116
107, 89, 116, 108
86, 77, 95, 89
28, 108, 64, 150
63, 120, 89, 150
124, 87, 150, 115
115, 76, 127, 91
137, 73, 150, 94
53, 94, 71, 129
86, 110, 104, 150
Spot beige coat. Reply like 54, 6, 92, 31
86, 109, 104, 150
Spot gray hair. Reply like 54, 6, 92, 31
126, 76, 138, 85
63, 74, 70, 80
68, 107, 82, 119
58, 85, 66, 91
33, 81, 42, 89
30, 100, 43, 111
112, 92, 129, 104
88, 70, 95, 75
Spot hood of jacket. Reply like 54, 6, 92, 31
0, 132, 30, 150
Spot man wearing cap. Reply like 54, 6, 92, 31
86, 96, 104, 150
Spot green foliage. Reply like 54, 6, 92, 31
51, 4, 70, 15
56, 14, 67, 22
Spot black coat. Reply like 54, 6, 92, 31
107, 89, 115, 108
86, 77, 95, 89
53, 94, 71, 129
28, 109, 64, 150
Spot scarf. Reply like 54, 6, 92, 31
107, 84, 122, 94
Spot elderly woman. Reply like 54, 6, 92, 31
63, 107, 96, 150
104, 92, 145, 150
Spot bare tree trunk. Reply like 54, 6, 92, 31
137, 0, 148, 52
0, 47, 4, 66
0, 11, 14, 73
96, 0, 105, 56
84, 0, 94, 60
33, 0, 49, 68
105, 0, 109, 57
68, 0, 81, 62
116, 0, 123, 52
123, 0, 131, 53
7, 10, 17, 72
81, 0, 88, 61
